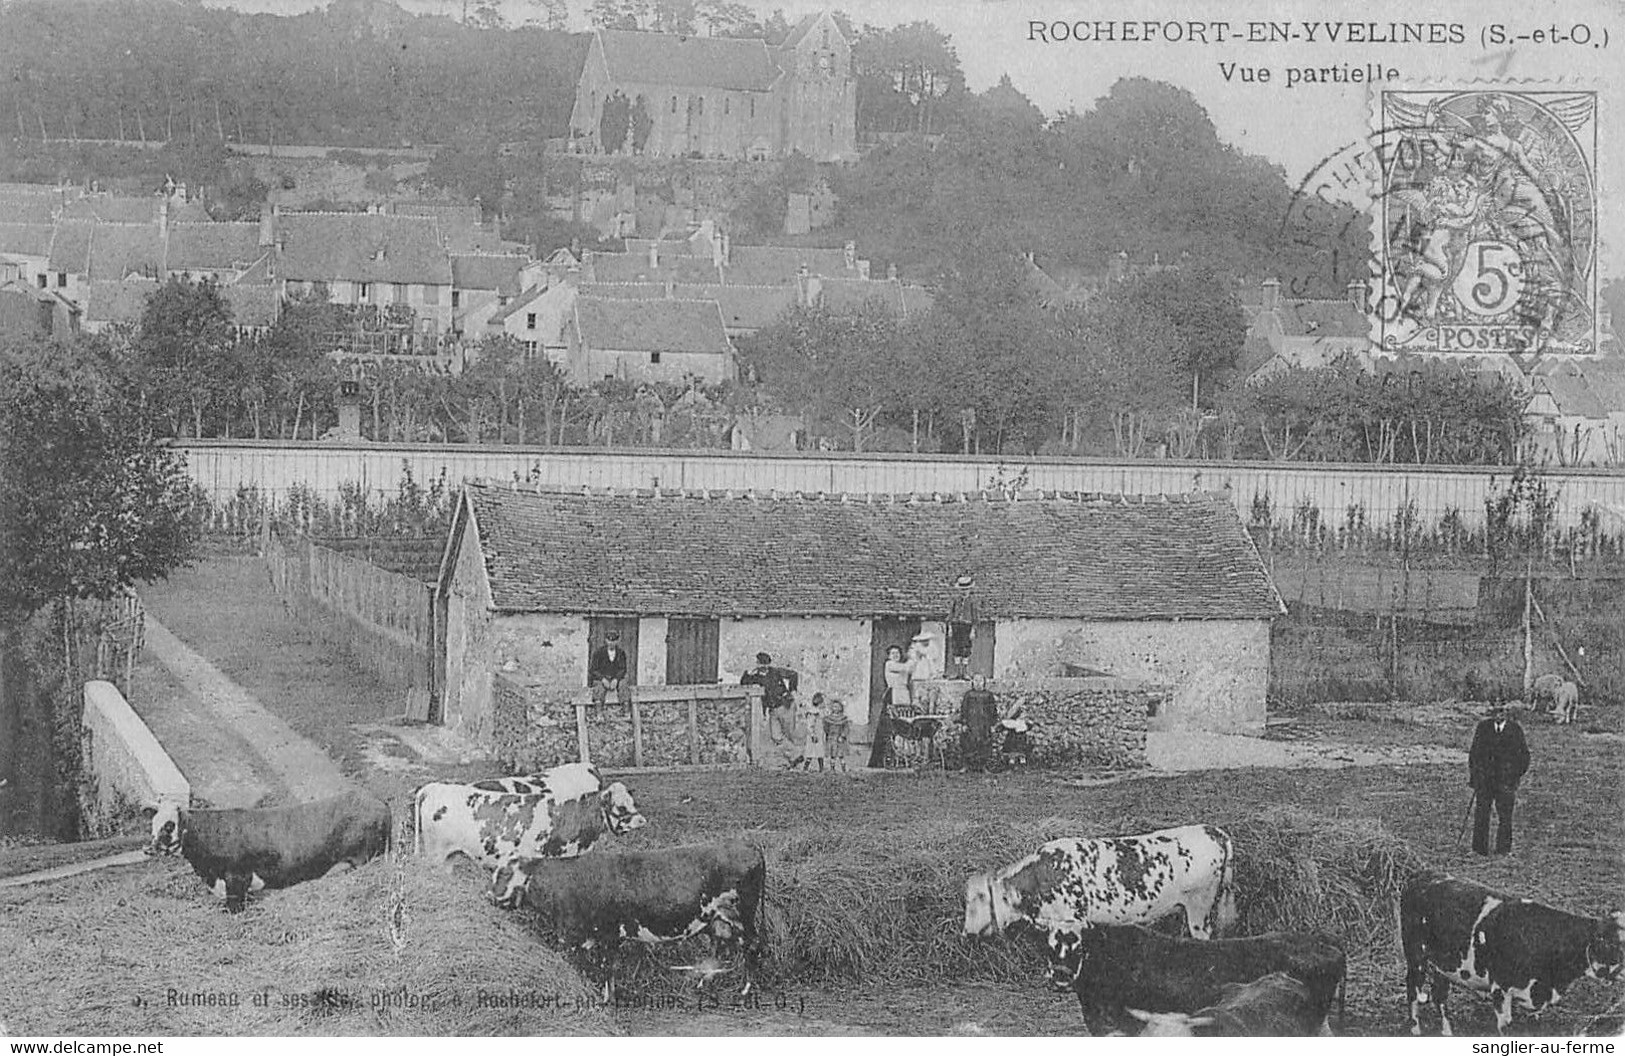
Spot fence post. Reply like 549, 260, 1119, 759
687, 694, 700, 765
630, 697, 644, 768
575, 702, 592, 766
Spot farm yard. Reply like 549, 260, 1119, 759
1, 557, 1621, 1037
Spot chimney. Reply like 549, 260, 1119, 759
1347, 279, 1369, 312
258, 206, 275, 248
711, 229, 723, 268
1261, 277, 1281, 314
664, 277, 675, 300
157, 197, 169, 238
648, 241, 659, 269
887, 262, 898, 281
844, 240, 856, 272
721, 230, 731, 267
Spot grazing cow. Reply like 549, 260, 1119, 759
1129, 973, 1332, 1036
1401, 872, 1625, 1035
963, 824, 1238, 942
1553, 680, 1580, 725
1046, 925, 1346, 1037
489, 838, 766, 993
413, 765, 644, 869
146, 791, 391, 913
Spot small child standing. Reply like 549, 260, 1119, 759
797, 692, 829, 771
823, 695, 851, 772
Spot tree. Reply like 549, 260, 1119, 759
133, 277, 236, 438
0, 341, 200, 619
520, 0, 569, 30
629, 94, 653, 154
696, 0, 758, 37
599, 90, 631, 155
1122, 266, 1247, 408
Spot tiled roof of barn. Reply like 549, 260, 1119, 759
452, 253, 529, 297
222, 284, 282, 328
83, 278, 157, 325
87, 222, 164, 281
460, 484, 1283, 621
0, 223, 56, 258
573, 296, 732, 355
167, 222, 267, 272
596, 29, 780, 92
681, 283, 797, 330
47, 220, 94, 273
274, 212, 452, 285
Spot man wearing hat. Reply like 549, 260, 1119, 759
588, 629, 632, 705
741, 652, 800, 763
1468, 701, 1530, 855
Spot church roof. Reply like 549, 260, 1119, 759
596, 29, 780, 92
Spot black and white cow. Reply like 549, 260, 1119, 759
1129, 972, 1331, 1037
414, 762, 645, 869
963, 824, 1238, 942
146, 791, 392, 913
1402, 871, 1625, 1035
1046, 925, 1346, 1037
489, 838, 766, 993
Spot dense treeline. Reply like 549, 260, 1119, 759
0, 0, 584, 149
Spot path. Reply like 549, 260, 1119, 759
0, 849, 147, 889
141, 615, 353, 803
1147, 731, 1466, 771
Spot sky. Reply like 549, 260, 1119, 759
205, 0, 1623, 277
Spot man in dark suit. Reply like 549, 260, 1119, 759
588, 630, 632, 705
1468, 702, 1530, 855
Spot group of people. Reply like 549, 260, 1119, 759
742, 652, 855, 772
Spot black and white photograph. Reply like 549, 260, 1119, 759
0, 0, 1621, 1039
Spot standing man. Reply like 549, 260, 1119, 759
958, 674, 998, 772
741, 652, 799, 763
1468, 702, 1530, 856
588, 629, 632, 705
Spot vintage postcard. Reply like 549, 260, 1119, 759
0, 0, 1620, 1043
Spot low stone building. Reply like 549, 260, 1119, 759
433, 483, 1284, 765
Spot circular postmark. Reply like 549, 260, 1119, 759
1280, 88, 1599, 371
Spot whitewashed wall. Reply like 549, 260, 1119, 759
175, 440, 1625, 532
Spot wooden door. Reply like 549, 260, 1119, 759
969, 620, 996, 678
666, 618, 720, 685
868, 617, 920, 727
586, 617, 640, 686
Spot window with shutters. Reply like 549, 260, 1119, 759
666, 619, 720, 685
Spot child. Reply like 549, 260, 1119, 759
795, 692, 829, 772
823, 695, 851, 772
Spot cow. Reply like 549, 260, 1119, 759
488, 838, 766, 995
963, 824, 1238, 943
1401, 871, 1625, 1035
413, 764, 644, 870
1553, 680, 1580, 725
1129, 972, 1332, 1036
470, 761, 602, 797
146, 791, 392, 913
1045, 925, 1346, 1037
1530, 673, 1566, 712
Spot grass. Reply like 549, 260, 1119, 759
31, 556, 1618, 1037
0, 852, 613, 1036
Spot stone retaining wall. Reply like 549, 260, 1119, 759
79, 681, 190, 837
917, 677, 1157, 770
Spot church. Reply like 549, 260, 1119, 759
568, 11, 856, 163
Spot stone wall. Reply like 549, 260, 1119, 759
996, 619, 1269, 735
917, 677, 1155, 770
491, 676, 756, 771
79, 681, 191, 837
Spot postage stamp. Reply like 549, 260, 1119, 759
1371, 84, 1599, 360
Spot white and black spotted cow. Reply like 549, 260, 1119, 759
146, 791, 392, 913
1402, 871, 1625, 1035
413, 762, 644, 870
963, 824, 1238, 942
489, 838, 766, 995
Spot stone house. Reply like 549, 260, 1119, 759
1239, 278, 1373, 383
432, 483, 1284, 761
570, 12, 856, 162
1525, 358, 1625, 465
450, 253, 541, 337
274, 212, 454, 336
565, 295, 735, 385
0, 280, 79, 340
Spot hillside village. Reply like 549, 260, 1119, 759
0, 3, 1621, 464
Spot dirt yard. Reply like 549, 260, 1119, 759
4, 556, 1617, 1038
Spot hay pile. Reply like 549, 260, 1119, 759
618, 808, 1425, 994
0, 853, 612, 1036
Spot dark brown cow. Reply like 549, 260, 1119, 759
1131, 973, 1332, 1036
147, 792, 391, 912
